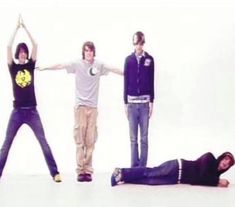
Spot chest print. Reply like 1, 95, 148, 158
15, 69, 32, 88
88, 66, 99, 76
144, 58, 151, 67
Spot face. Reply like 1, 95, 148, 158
134, 43, 144, 55
84, 46, 94, 63
18, 49, 28, 64
218, 156, 233, 171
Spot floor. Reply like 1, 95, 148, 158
0, 173, 234, 207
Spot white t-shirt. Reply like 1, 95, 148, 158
66, 59, 109, 107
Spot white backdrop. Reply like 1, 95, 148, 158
0, 0, 235, 180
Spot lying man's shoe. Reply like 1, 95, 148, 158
111, 168, 122, 186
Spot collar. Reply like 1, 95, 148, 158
135, 51, 145, 59
83, 59, 95, 65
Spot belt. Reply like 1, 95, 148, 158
127, 95, 150, 103
177, 159, 182, 184
15, 106, 36, 110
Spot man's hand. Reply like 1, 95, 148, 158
35, 67, 47, 71
149, 102, 153, 118
218, 179, 229, 187
125, 104, 128, 119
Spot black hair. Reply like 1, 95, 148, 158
15, 42, 29, 59
82, 41, 96, 59
217, 152, 234, 174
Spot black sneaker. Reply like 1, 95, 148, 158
77, 174, 86, 182
84, 173, 92, 182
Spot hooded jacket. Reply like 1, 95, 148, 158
124, 51, 154, 104
180, 152, 233, 186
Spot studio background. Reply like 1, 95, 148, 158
0, 0, 235, 182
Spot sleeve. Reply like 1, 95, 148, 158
65, 61, 77, 74
124, 57, 129, 104
150, 57, 155, 103
29, 58, 36, 70
99, 62, 110, 76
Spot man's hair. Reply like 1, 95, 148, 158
82, 41, 96, 59
217, 152, 235, 174
15, 42, 29, 59
133, 31, 145, 45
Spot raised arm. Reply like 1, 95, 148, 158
7, 17, 20, 65
20, 16, 37, 61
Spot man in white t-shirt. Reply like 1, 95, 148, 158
39, 41, 122, 182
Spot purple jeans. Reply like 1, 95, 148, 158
0, 107, 59, 177
127, 103, 150, 167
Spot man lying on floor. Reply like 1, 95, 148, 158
111, 152, 234, 187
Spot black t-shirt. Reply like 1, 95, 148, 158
9, 59, 37, 108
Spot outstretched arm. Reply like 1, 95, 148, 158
20, 16, 37, 61
37, 63, 70, 71
36, 64, 70, 71
7, 17, 20, 65
107, 67, 123, 75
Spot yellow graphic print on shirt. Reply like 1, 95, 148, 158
15, 69, 32, 88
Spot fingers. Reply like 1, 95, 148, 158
149, 109, 152, 118
125, 105, 129, 120
19, 14, 24, 25
16, 16, 21, 29
219, 179, 230, 187
149, 102, 153, 118
35, 67, 45, 71
17, 14, 25, 28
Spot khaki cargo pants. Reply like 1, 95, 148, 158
74, 105, 98, 175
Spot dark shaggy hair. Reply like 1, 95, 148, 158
82, 41, 96, 59
15, 42, 29, 59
